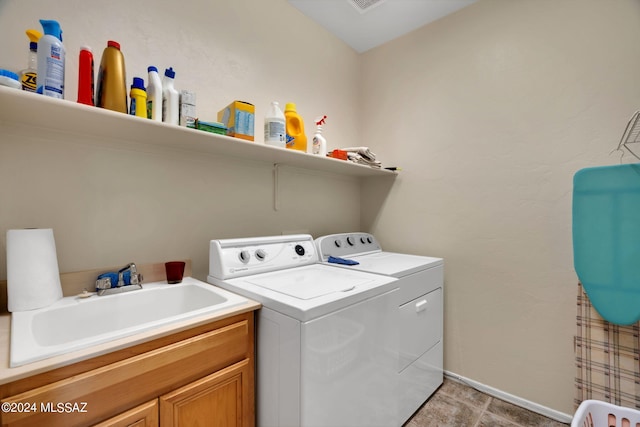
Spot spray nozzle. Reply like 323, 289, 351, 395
26, 29, 42, 43
39, 19, 62, 41
315, 115, 327, 126
25, 29, 42, 51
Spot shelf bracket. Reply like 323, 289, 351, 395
273, 163, 280, 211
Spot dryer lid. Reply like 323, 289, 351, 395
349, 252, 443, 277
244, 265, 374, 299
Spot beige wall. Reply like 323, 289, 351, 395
361, 0, 640, 415
0, 0, 363, 280
2, 0, 638, 418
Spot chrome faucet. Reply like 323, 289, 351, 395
118, 263, 143, 287
95, 263, 144, 296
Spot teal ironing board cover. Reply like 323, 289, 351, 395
573, 163, 640, 325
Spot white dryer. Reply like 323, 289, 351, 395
315, 232, 444, 424
207, 234, 400, 427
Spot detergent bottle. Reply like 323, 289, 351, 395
20, 29, 41, 92
146, 66, 162, 121
285, 103, 307, 152
162, 67, 179, 125
129, 77, 147, 118
36, 20, 65, 98
96, 41, 127, 113
264, 101, 286, 147
77, 46, 94, 105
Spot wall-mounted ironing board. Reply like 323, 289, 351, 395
573, 163, 640, 325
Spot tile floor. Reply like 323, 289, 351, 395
405, 378, 570, 427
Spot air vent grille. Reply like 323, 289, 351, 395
348, 0, 386, 14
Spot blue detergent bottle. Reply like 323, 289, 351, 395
36, 19, 65, 98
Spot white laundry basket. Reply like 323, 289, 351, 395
572, 400, 640, 427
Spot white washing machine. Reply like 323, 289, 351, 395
207, 234, 400, 427
315, 232, 444, 424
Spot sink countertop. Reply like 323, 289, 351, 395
0, 296, 260, 385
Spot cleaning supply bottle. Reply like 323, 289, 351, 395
129, 77, 147, 118
285, 103, 307, 152
146, 66, 162, 121
264, 101, 286, 148
312, 115, 328, 156
36, 20, 65, 98
77, 46, 94, 105
20, 29, 41, 92
162, 67, 179, 125
96, 41, 127, 113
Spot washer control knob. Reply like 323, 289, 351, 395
255, 249, 267, 261
334, 240, 342, 248
346, 236, 355, 246
367, 237, 373, 244
238, 250, 250, 263
295, 244, 305, 256
360, 237, 367, 244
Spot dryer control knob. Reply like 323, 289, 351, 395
255, 249, 267, 261
346, 236, 355, 246
367, 237, 373, 244
360, 237, 367, 244
239, 250, 250, 263
295, 244, 305, 256
334, 240, 342, 248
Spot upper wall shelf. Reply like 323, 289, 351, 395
0, 87, 396, 178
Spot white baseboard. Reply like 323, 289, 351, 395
444, 371, 573, 424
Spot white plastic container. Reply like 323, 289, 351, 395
312, 115, 328, 156
264, 101, 286, 147
0, 70, 22, 89
146, 66, 162, 121
179, 90, 196, 127
36, 19, 65, 98
162, 67, 179, 125
572, 400, 640, 427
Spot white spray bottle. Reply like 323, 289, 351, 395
312, 115, 327, 156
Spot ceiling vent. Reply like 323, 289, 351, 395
348, 0, 386, 14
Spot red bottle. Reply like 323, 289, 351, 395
77, 46, 94, 105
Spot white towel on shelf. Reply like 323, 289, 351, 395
340, 146, 381, 168
346, 152, 382, 168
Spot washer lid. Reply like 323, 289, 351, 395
215, 264, 398, 321
245, 267, 373, 299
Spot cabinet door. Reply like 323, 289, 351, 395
159, 359, 254, 427
93, 399, 159, 427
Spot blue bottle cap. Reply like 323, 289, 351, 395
0, 69, 19, 81
148, 66, 158, 73
131, 77, 145, 90
29, 42, 37, 52
39, 19, 62, 41
164, 67, 175, 79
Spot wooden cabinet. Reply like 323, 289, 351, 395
0, 311, 255, 427
94, 400, 159, 427
160, 359, 251, 427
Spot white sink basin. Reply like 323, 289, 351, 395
10, 277, 249, 367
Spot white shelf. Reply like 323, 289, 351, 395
0, 87, 396, 178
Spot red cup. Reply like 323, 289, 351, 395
165, 261, 185, 284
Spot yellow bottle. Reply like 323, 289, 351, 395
129, 77, 147, 118
285, 103, 307, 152
96, 40, 127, 113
